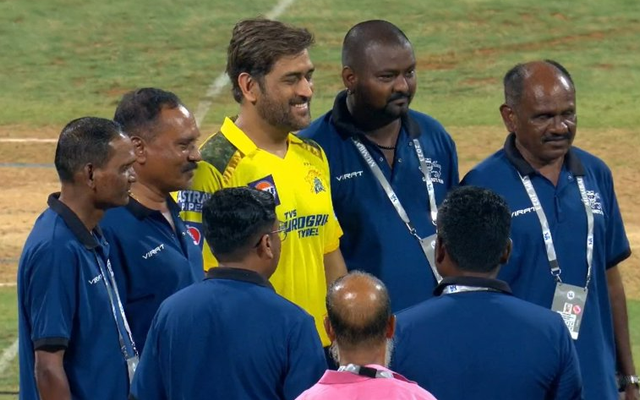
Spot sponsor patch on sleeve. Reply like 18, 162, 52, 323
248, 175, 281, 205
176, 190, 213, 213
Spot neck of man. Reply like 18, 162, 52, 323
515, 140, 564, 186
59, 186, 104, 232
337, 341, 388, 368
235, 112, 289, 158
218, 259, 273, 281
130, 180, 168, 212
445, 262, 500, 280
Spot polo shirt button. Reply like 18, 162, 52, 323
379, 157, 384, 162
409, 141, 413, 146
398, 158, 403, 163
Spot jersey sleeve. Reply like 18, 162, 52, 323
283, 315, 326, 400
177, 160, 224, 271
320, 148, 343, 254
602, 169, 631, 268
24, 243, 78, 350
129, 313, 167, 400
551, 314, 583, 399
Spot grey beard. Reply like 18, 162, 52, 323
331, 338, 395, 367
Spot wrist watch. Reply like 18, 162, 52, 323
619, 375, 640, 390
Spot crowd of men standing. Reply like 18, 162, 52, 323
16, 15, 637, 400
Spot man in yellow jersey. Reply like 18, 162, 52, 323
177, 18, 347, 349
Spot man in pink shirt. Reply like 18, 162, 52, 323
296, 271, 437, 400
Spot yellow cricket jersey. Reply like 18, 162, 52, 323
177, 117, 342, 346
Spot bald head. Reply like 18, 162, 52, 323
342, 20, 411, 71
504, 60, 574, 107
326, 271, 391, 350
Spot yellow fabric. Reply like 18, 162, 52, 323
180, 117, 342, 346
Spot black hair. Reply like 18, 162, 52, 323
202, 187, 277, 261
503, 59, 574, 106
54, 117, 124, 183
342, 20, 410, 70
437, 186, 511, 273
114, 88, 183, 141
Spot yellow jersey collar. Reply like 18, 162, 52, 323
221, 116, 302, 155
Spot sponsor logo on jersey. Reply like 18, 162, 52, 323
187, 225, 201, 245
586, 190, 604, 215
248, 175, 281, 205
511, 206, 536, 218
305, 169, 326, 194
336, 170, 364, 181
177, 190, 213, 213
143, 244, 165, 260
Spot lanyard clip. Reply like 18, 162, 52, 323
550, 260, 562, 283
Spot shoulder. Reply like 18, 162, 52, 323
298, 111, 334, 141
199, 129, 241, 174
101, 206, 135, 231
571, 146, 614, 179
461, 148, 511, 185
295, 136, 326, 163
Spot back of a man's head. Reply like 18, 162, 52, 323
326, 271, 392, 352
202, 187, 276, 262
114, 87, 182, 141
54, 117, 124, 183
437, 186, 511, 273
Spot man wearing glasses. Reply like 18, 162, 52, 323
131, 187, 326, 400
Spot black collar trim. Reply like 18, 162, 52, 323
331, 90, 421, 140
126, 196, 179, 220
434, 276, 512, 296
47, 193, 101, 250
206, 267, 274, 290
503, 133, 585, 176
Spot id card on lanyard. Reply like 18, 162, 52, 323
519, 173, 594, 340
352, 137, 441, 283
95, 253, 139, 383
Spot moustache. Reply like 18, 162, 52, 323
388, 92, 411, 103
182, 162, 198, 173
542, 133, 572, 142
289, 96, 310, 106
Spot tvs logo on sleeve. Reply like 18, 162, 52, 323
248, 175, 281, 205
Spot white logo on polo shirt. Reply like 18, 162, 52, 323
336, 170, 364, 181
143, 243, 165, 260
88, 274, 103, 285
586, 190, 604, 215
511, 206, 536, 218
425, 159, 444, 184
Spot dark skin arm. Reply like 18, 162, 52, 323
606, 266, 639, 400
35, 349, 71, 400
324, 248, 347, 287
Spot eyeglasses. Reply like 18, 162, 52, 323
254, 221, 288, 247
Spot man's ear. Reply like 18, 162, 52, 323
500, 104, 517, 133
500, 238, 513, 265
256, 234, 275, 260
131, 136, 146, 164
341, 66, 356, 93
83, 164, 95, 189
386, 315, 396, 339
238, 73, 259, 103
435, 236, 446, 265
324, 316, 335, 342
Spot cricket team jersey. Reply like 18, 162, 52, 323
177, 117, 342, 346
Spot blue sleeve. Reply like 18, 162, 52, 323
551, 316, 583, 400
25, 243, 77, 348
283, 315, 326, 400
449, 138, 460, 187
130, 314, 166, 400
602, 171, 631, 268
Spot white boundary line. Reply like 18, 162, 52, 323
0, 338, 19, 376
0, 283, 17, 287
193, 0, 298, 126
0, 138, 56, 143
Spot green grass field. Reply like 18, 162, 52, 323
1, 0, 639, 396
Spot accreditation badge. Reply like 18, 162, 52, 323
551, 283, 587, 340
419, 233, 442, 283
127, 355, 139, 383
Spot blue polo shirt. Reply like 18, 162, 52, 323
130, 267, 326, 400
462, 134, 631, 400
299, 91, 459, 312
101, 196, 203, 353
392, 277, 583, 400
18, 193, 129, 400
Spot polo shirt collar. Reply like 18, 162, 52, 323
126, 195, 180, 220
206, 267, 274, 290
220, 116, 303, 156
319, 364, 412, 384
503, 132, 585, 177
330, 90, 421, 140
47, 192, 102, 250
433, 276, 512, 296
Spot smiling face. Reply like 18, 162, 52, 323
254, 49, 315, 132
137, 105, 202, 194
501, 63, 577, 169
347, 41, 417, 119
93, 133, 137, 208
